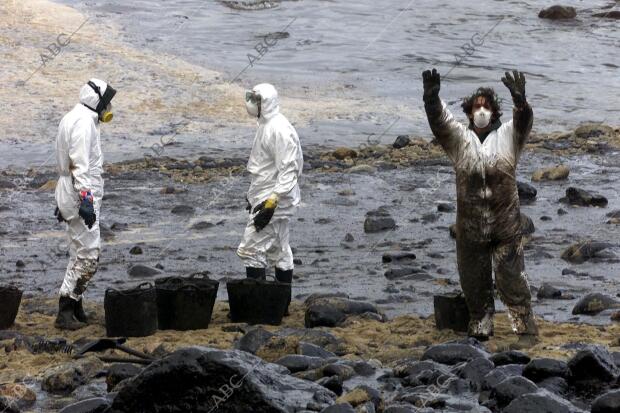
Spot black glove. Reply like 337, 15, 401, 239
501, 70, 527, 109
422, 68, 441, 103
245, 196, 252, 214
54, 207, 66, 223
78, 191, 96, 229
252, 199, 277, 232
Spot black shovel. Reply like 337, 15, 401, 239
73, 337, 155, 365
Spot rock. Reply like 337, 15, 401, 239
305, 297, 380, 328
612, 311, 620, 322
591, 389, 620, 413
58, 397, 110, 413
571, 293, 619, 315
336, 385, 382, 410
41, 357, 104, 395
364, 209, 396, 233
333, 147, 357, 160
127, 264, 163, 278
0, 179, 17, 189
531, 165, 569, 181
384, 267, 432, 281
421, 342, 489, 365
347, 165, 377, 174
538, 5, 577, 20
129, 246, 143, 255
504, 390, 584, 413
235, 326, 275, 354
537, 283, 563, 299
392, 135, 410, 149
561, 241, 615, 264
111, 347, 336, 412
322, 363, 356, 381
298, 342, 336, 359
458, 357, 495, 390
0, 383, 36, 409
562, 187, 608, 207
523, 359, 570, 382
490, 350, 531, 366
538, 377, 569, 396
276, 355, 327, 373
574, 123, 614, 139
492, 376, 538, 408
381, 252, 416, 263
317, 376, 343, 396
106, 363, 142, 392
321, 404, 355, 413
436, 202, 455, 212
15, 260, 25, 268
482, 364, 525, 390
449, 224, 457, 239
592, 10, 620, 19
170, 205, 195, 215
191, 221, 215, 230
567, 345, 619, 383
520, 213, 535, 235
343, 233, 354, 242
517, 181, 537, 203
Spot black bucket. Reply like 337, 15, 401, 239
155, 274, 219, 331
226, 277, 289, 325
434, 292, 470, 333
105, 282, 158, 337
0, 286, 23, 329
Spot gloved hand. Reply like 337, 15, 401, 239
78, 190, 96, 229
54, 206, 66, 223
501, 70, 527, 109
245, 196, 252, 214
422, 68, 441, 103
252, 194, 278, 232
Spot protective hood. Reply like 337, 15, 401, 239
79, 78, 116, 115
252, 83, 280, 121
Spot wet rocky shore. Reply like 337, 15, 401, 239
0, 122, 619, 412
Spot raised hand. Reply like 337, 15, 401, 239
422, 68, 441, 103
501, 70, 527, 109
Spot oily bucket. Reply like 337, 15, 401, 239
105, 282, 158, 337
434, 291, 470, 333
155, 274, 219, 331
226, 277, 289, 325
0, 286, 23, 329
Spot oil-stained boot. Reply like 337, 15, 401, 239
275, 268, 293, 316
55, 296, 86, 330
74, 298, 89, 323
467, 311, 494, 341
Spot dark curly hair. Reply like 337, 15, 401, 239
461, 87, 503, 123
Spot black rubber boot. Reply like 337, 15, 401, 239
74, 298, 88, 323
54, 296, 86, 330
275, 268, 293, 316
246, 267, 266, 280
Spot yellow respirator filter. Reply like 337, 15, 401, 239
100, 111, 113, 123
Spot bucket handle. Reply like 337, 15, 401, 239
106, 282, 153, 296
189, 272, 210, 280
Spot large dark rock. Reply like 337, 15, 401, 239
571, 293, 619, 315
538, 5, 577, 20
562, 187, 608, 207
421, 342, 489, 365
491, 376, 538, 408
517, 181, 537, 203
482, 364, 525, 390
364, 208, 396, 233
561, 241, 615, 264
503, 390, 585, 413
591, 389, 620, 413
381, 252, 416, 263
41, 357, 104, 395
110, 347, 336, 412
567, 345, 620, 383
490, 350, 531, 366
58, 398, 110, 413
320, 404, 355, 413
305, 297, 380, 328
275, 355, 327, 373
393, 359, 451, 379
537, 283, 564, 299
106, 363, 142, 392
523, 359, 570, 382
538, 377, 569, 397
235, 327, 275, 354
393, 135, 411, 149
458, 357, 494, 390
127, 264, 163, 278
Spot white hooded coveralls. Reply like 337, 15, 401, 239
237, 84, 303, 270
55, 79, 108, 300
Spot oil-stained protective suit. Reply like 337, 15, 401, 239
424, 91, 537, 337
237, 84, 303, 271
55, 80, 109, 301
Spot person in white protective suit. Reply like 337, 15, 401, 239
237, 83, 303, 314
54, 78, 116, 330
422, 68, 539, 349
